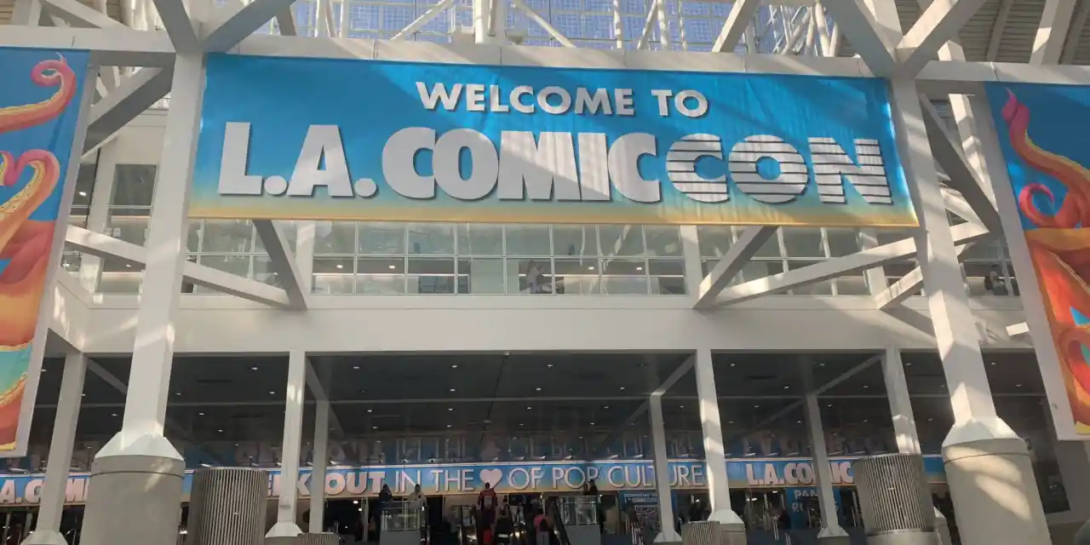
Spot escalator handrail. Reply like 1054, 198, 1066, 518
546, 498, 572, 545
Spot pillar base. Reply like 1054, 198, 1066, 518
817, 527, 851, 545
868, 532, 939, 545
265, 537, 299, 545
652, 531, 682, 545
266, 521, 304, 543
80, 436, 185, 545
942, 435, 1051, 545
933, 507, 952, 545
21, 530, 68, 545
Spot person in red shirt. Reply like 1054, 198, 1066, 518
478, 483, 499, 545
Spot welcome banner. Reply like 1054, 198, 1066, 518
0, 48, 90, 456
0, 456, 947, 506
191, 54, 917, 227
986, 83, 1090, 437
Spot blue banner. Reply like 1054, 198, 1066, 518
0, 456, 945, 506
191, 54, 916, 228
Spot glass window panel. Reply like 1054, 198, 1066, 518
787, 261, 833, 294
740, 260, 784, 282
826, 229, 862, 257
357, 257, 406, 294
876, 229, 913, 246
964, 262, 1010, 296
313, 257, 354, 295
202, 220, 254, 253
458, 258, 505, 294
61, 251, 82, 276
408, 223, 455, 255
72, 164, 96, 207
644, 226, 682, 257
358, 222, 406, 255
835, 275, 870, 296
112, 165, 157, 207
554, 258, 601, 295
99, 270, 142, 294
315, 221, 357, 254
600, 275, 648, 295
252, 255, 283, 287
649, 259, 686, 295
753, 231, 783, 258
253, 221, 297, 253
107, 211, 150, 247
199, 255, 251, 278
601, 258, 648, 294
188, 221, 202, 253
506, 225, 551, 256
507, 258, 553, 294
782, 228, 825, 258
457, 224, 503, 256
962, 239, 1004, 260
407, 257, 455, 275
599, 225, 645, 257
552, 226, 598, 257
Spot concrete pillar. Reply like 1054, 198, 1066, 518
802, 392, 849, 544
693, 349, 745, 535
880, 348, 951, 545
649, 394, 681, 543
267, 349, 308, 543
294, 221, 316, 293
1030, 0, 1076, 64
888, 77, 1050, 545
679, 226, 702, 299
23, 352, 87, 545
80, 53, 206, 545
77, 140, 117, 293
309, 401, 330, 534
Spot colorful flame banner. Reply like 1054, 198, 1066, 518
986, 83, 1090, 438
0, 48, 90, 456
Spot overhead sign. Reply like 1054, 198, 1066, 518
0, 48, 89, 457
985, 83, 1090, 438
0, 456, 946, 506
191, 54, 917, 227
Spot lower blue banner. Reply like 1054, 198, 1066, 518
0, 456, 945, 506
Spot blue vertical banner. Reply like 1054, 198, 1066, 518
0, 48, 90, 457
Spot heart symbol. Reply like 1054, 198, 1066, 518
479, 468, 503, 488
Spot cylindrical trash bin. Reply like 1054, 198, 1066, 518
298, 533, 339, 545
853, 454, 939, 545
185, 468, 269, 545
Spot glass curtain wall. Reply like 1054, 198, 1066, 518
88, 163, 1021, 298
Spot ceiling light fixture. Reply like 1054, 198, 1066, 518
353, 365, 360, 370
269, 391, 276, 395
78, 191, 87, 197
199, 412, 205, 416
372, 426, 378, 430
619, 386, 626, 391
535, 387, 542, 392
449, 388, 456, 392
367, 409, 373, 413
451, 364, 458, 369
218, 429, 224, 433
448, 407, 454, 412
388, 265, 396, 270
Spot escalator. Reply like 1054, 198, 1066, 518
546, 497, 573, 545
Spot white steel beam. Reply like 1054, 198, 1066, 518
872, 236, 981, 309
65, 226, 294, 309
40, 0, 124, 28
822, 0, 897, 75
1030, 0, 1076, 64
203, 0, 302, 52
152, 0, 200, 52
12, 0, 43, 24
391, 0, 456, 40
896, 0, 988, 77
253, 220, 309, 310
0, 26, 175, 66
85, 67, 173, 153
303, 361, 346, 438
919, 98, 1002, 233
512, 0, 576, 47
694, 226, 776, 308
711, 222, 988, 307
276, 10, 297, 35
985, 0, 1012, 61
712, 0, 760, 52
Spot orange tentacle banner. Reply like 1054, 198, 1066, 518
0, 49, 87, 456
993, 87, 1090, 436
